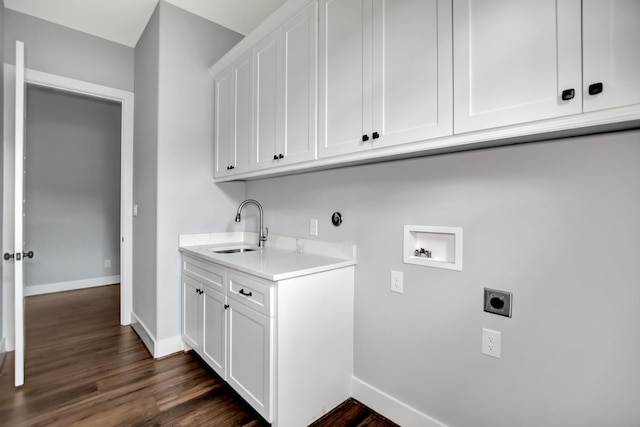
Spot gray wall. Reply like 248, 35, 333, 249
4, 9, 133, 91
154, 1, 245, 343
24, 86, 121, 286
133, 4, 160, 336
133, 1, 245, 344
246, 130, 640, 426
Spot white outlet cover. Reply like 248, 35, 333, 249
391, 270, 403, 294
309, 219, 318, 236
482, 328, 501, 358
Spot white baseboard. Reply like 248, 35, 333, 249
352, 376, 448, 427
129, 312, 184, 359
25, 275, 121, 296
156, 335, 184, 358
130, 312, 155, 357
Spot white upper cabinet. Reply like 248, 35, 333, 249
254, 2, 319, 169
582, 0, 640, 113
319, 0, 368, 157
233, 51, 254, 173
214, 52, 254, 178
214, 67, 234, 177
371, 0, 453, 148
319, 0, 453, 158
280, 2, 318, 165
454, 0, 583, 133
254, 30, 282, 169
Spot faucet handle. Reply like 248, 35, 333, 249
261, 227, 269, 241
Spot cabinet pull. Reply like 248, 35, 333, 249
588, 82, 603, 95
273, 154, 278, 160
239, 288, 253, 297
224, 304, 229, 309
278, 153, 284, 159
561, 89, 575, 101
372, 132, 380, 139
362, 134, 369, 142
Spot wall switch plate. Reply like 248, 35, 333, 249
133, 204, 138, 217
484, 288, 513, 317
104, 259, 111, 268
309, 219, 318, 236
482, 328, 501, 358
391, 270, 403, 293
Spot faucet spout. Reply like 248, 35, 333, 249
235, 199, 268, 248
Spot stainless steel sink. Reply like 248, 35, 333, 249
211, 248, 258, 254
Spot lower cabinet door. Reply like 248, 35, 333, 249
227, 299, 273, 422
182, 275, 202, 352
201, 287, 227, 378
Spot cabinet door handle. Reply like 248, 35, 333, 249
372, 132, 380, 139
561, 89, 575, 101
588, 82, 603, 95
273, 154, 278, 160
362, 134, 369, 142
278, 153, 284, 159
224, 304, 229, 309
239, 288, 253, 297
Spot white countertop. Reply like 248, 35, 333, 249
178, 232, 357, 281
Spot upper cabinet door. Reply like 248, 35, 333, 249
583, 0, 640, 113
453, 0, 582, 133
319, 0, 371, 158
214, 67, 234, 177
233, 51, 254, 172
371, 0, 453, 148
254, 30, 282, 169
281, 1, 318, 164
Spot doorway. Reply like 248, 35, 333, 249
24, 85, 122, 294
2, 65, 133, 364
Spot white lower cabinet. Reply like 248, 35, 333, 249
181, 254, 354, 426
227, 297, 273, 420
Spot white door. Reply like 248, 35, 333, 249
214, 66, 234, 177
201, 286, 227, 378
233, 51, 254, 173
253, 30, 282, 169
227, 299, 273, 422
453, 0, 582, 133
319, 0, 372, 158
280, 1, 318, 165
182, 275, 202, 352
372, 0, 453, 148
582, 0, 640, 113
13, 40, 26, 387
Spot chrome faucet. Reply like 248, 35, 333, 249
235, 199, 268, 248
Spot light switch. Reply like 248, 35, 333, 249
310, 219, 318, 236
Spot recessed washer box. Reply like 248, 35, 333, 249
403, 225, 462, 271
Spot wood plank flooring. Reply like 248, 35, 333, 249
0, 285, 398, 426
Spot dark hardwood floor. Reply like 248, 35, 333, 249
0, 285, 398, 426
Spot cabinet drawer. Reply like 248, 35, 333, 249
228, 271, 274, 317
182, 255, 225, 292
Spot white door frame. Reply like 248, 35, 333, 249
2, 65, 134, 350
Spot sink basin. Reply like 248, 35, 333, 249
211, 248, 258, 254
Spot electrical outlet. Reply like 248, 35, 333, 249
309, 219, 318, 236
104, 259, 111, 268
391, 270, 403, 294
482, 328, 501, 358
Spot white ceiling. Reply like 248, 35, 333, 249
4, 0, 288, 47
